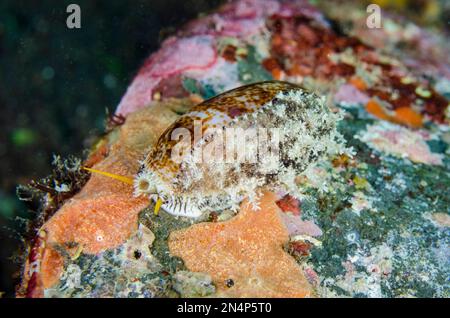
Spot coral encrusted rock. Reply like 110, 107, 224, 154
19, 0, 449, 298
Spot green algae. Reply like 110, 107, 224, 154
182, 77, 217, 99
237, 45, 272, 84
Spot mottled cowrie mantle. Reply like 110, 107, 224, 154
135, 81, 346, 218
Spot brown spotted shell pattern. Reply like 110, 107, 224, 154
134, 81, 343, 217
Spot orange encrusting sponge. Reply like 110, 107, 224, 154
365, 99, 423, 128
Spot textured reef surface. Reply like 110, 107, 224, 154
18, 0, 449, 298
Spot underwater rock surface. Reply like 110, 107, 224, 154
19, 0, 449, 298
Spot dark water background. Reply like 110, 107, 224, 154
0, 0, 224, 297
